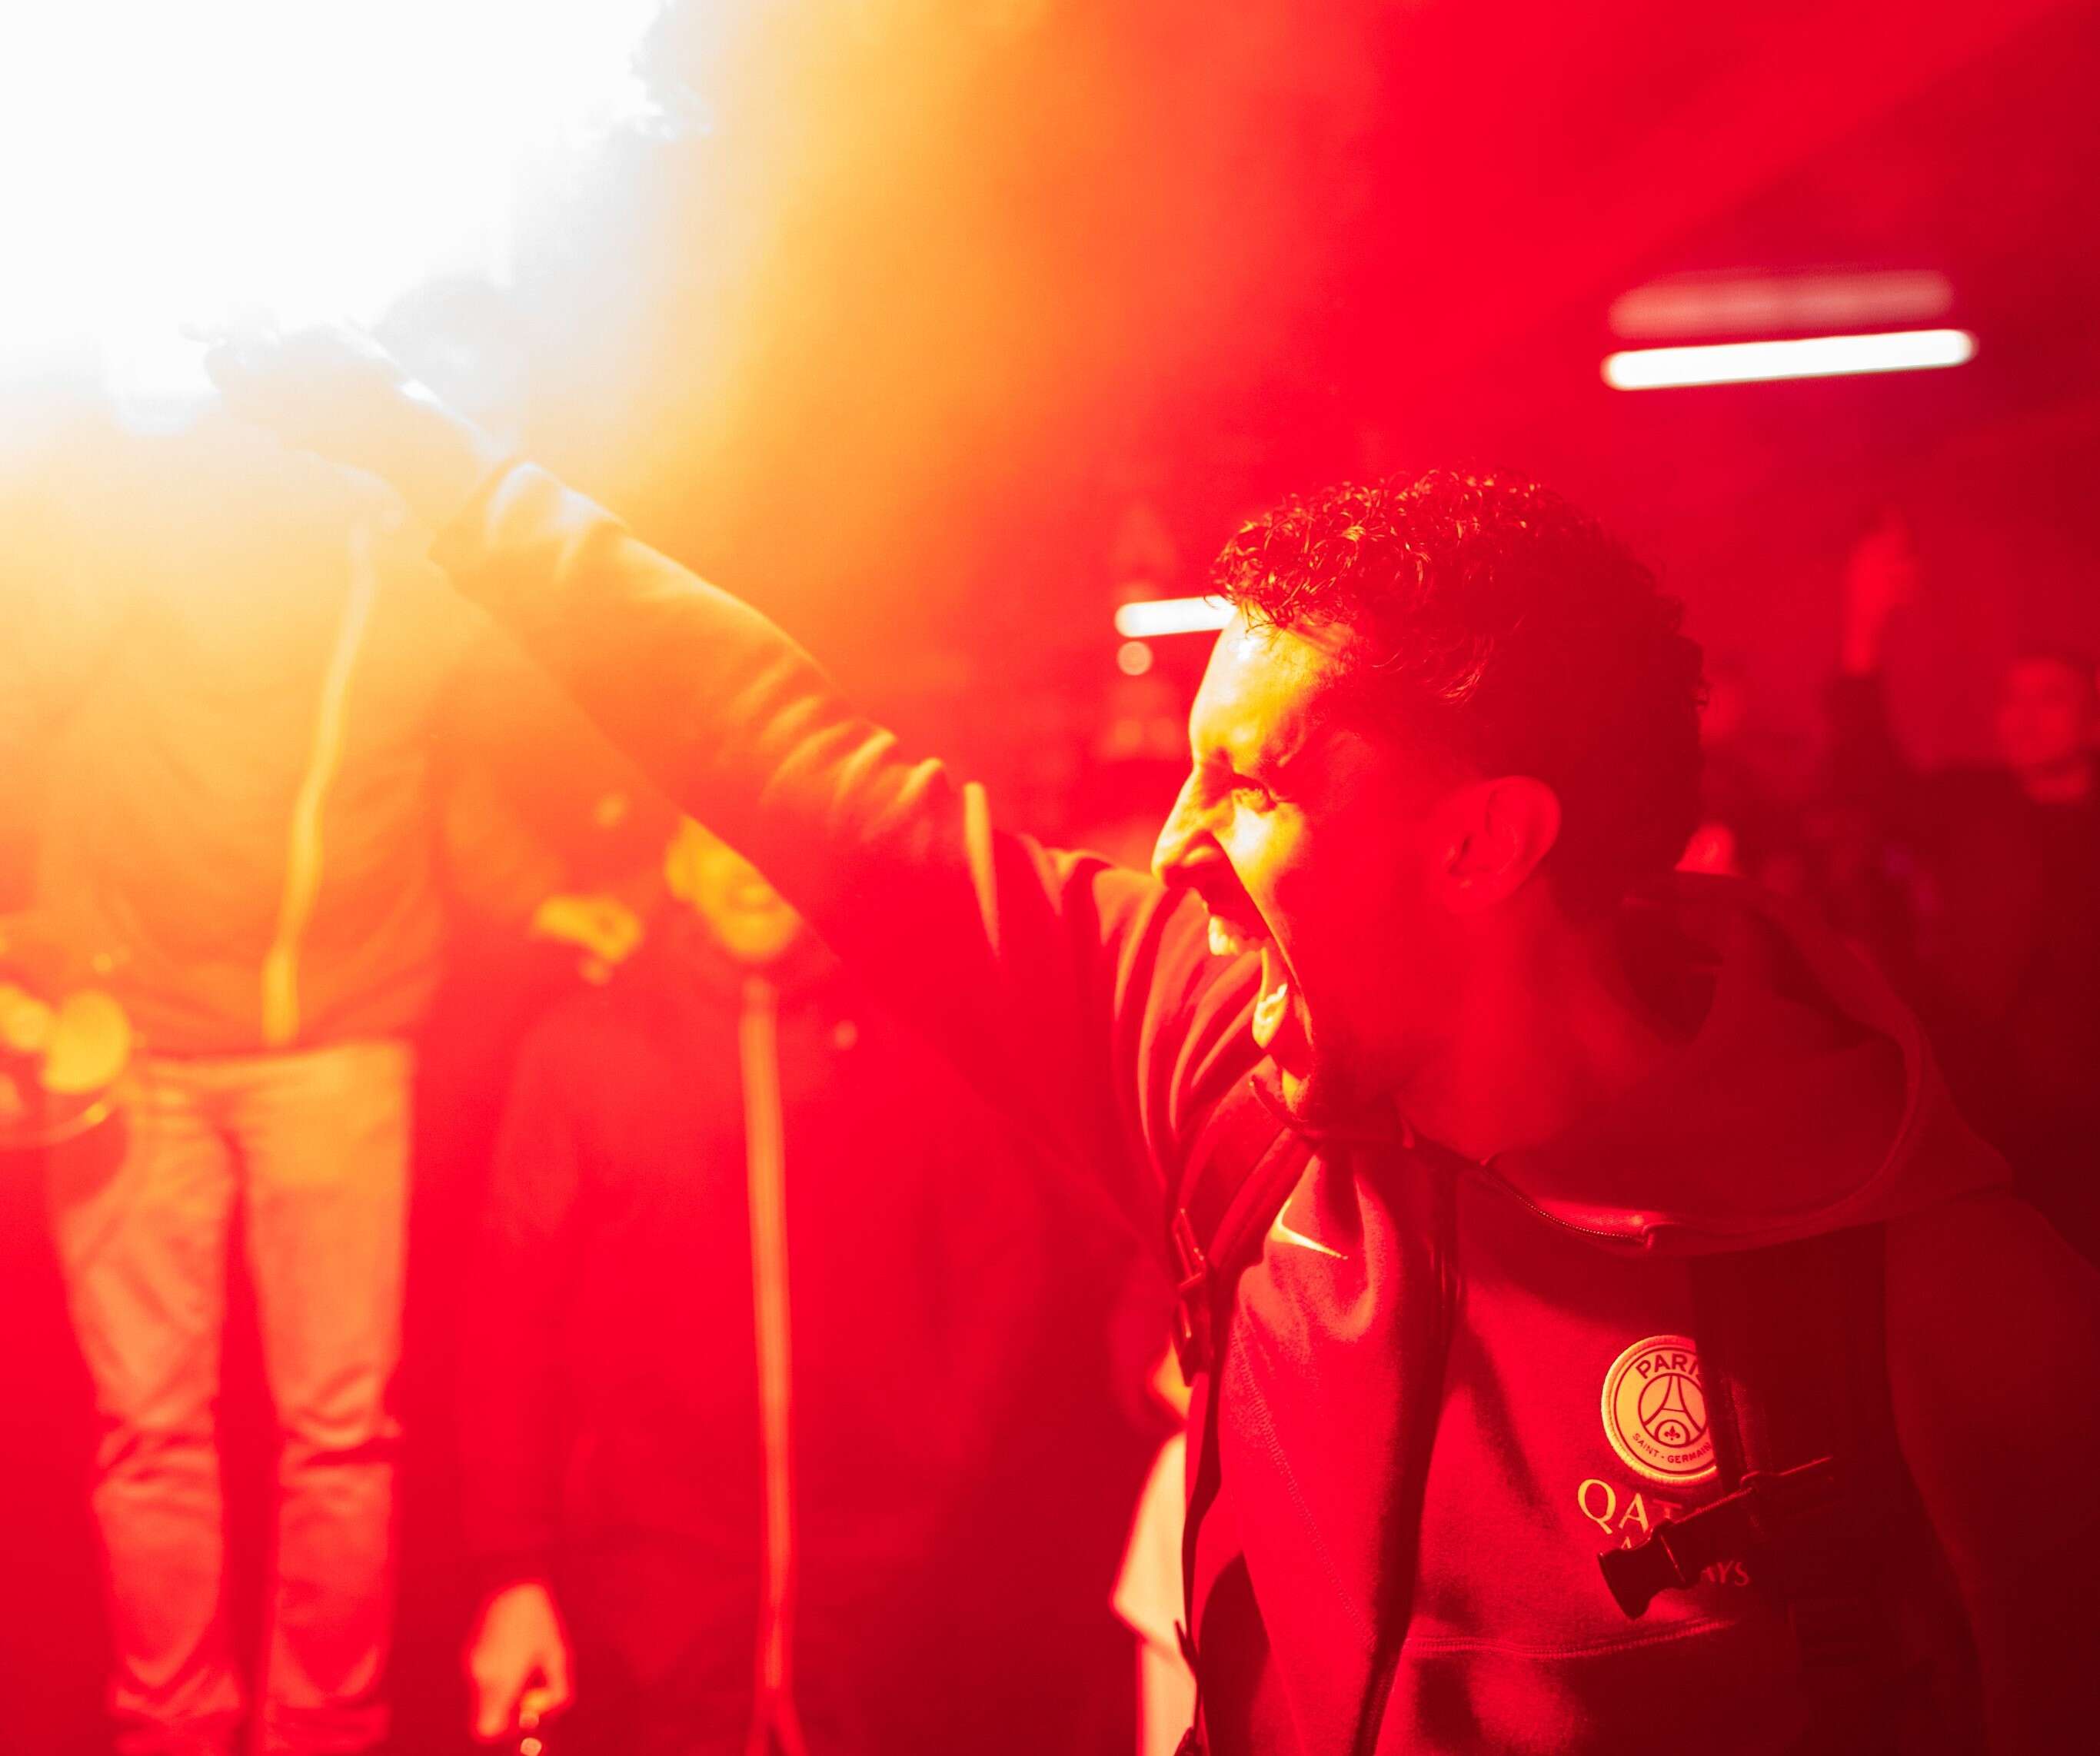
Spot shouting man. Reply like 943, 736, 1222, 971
211, 328, 2099, 1756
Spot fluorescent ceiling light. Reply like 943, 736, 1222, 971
1609, 271, 1953, 341
1602, 328, 1975, 391
1113, 597, 1235, 639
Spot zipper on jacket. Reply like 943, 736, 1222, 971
258, 521, 378, 1049
740, 976, 810, 1756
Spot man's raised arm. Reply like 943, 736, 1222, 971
207, 327, 1256, 1199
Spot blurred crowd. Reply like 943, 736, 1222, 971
1684, 513, 2100, 1266
2, 304, 2095, 1756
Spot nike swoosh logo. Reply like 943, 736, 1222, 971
1268, 1210, 1347, 1261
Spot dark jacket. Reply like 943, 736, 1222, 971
457, 916, 1166, 1753
435, 462, 2100, 1754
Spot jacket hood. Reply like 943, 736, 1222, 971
1488, 873, 2007, 1255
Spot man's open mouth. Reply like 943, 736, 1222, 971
1202, 898, 1297, 1055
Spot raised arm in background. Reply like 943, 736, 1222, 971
1826, 513, 1944, 850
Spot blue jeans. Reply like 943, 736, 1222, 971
48, 1041, 410, 1755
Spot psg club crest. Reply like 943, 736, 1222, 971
1600, 1335, 1719, 1485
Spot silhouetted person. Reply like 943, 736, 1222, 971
458, 821, 1163, 1756
1832, 514, 2100, 1262
0, 294, 603, 1756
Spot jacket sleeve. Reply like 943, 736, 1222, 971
1884, 1190, 2100, 1750
456, 1019, 591, 1589
430, 464, 1256, 1220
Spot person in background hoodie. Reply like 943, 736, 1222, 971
457, 818, 1166, 1754
0, 294, 611, 1756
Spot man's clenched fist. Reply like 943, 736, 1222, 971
204, 322, 512, 529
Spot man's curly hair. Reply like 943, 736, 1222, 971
1210, 470, 1704, 911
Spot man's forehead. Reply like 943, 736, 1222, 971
1190, 614, 1350, 752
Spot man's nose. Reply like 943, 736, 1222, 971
1152, 776, 1226, 887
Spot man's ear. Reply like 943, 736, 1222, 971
1439, 777, 1563, 910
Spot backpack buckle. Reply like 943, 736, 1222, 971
1170, 1207, 1213, 1379
1599, 1517, 1709, 1618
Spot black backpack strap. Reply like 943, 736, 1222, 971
1168, 1075, 1311, 1380
1168, 1075, 1317, 1756
1600, 1226, 1903, 1756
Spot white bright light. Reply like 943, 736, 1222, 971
1602, 328, 1976, 391
0, 1, 665, 374
1113, 597, 1234, 639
